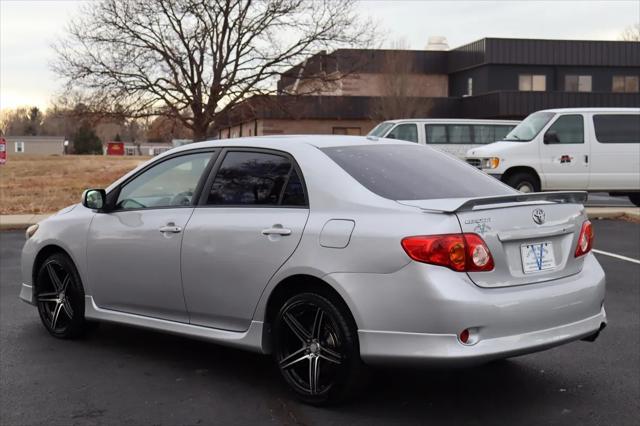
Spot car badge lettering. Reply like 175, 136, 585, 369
532, 208, 546, 225
464, 218, 492, 235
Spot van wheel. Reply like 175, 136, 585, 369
629, 194, 640, 207
505, 172, 540, 193
273, 292, 363, 405
35, 253, 88, 339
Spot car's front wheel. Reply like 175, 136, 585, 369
273, 292, 363, 405
35, 252, 88, 339
505, 171, 540, 193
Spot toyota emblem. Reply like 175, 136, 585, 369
532, 208, 546, 225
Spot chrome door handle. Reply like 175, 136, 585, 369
261, 226, 292, 236
159, 224, 182, 233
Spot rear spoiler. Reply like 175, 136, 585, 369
398, 191, 588, 213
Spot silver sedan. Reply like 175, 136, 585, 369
19, 136, 606, 404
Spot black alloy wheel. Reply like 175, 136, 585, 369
274, 292, 363, 405
36, 253, 87, 338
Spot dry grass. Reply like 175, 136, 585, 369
0, 154, 150, 214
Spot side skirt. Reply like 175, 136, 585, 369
84, 296, 268, 354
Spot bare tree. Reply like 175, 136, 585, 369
371, 40, 434, 121
620, 24, 640, 41
53, 0, 375, 140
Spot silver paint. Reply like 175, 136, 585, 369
20, 135, 606, 364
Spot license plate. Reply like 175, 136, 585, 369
521, 241, 556, 274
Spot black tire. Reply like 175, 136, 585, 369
273, 292, 364, 405
629, 193, 640, 207
505, 171, 540, 193
35, 252, 88, 339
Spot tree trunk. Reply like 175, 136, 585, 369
192, 122, 210, 142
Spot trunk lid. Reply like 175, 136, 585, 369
398, 192, 588, 288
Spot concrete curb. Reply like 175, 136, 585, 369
0, 214, 53, 231
1, 207, 639, 231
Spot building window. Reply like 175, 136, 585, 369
466, 78, 473, 96
612, 76, 639, 93
15, 141, 24, 153
565, 75, 592, 92
332, 127, 361, 135
519, 74, 546, 91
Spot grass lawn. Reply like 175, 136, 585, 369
0, 154, 149, 214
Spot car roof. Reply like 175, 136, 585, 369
172, 134, 413, 152
378, 118, 520, 124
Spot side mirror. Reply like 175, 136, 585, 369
544, 130, 559, 144
82, 189, 107, 211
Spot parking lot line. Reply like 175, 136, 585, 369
592, 249, 640, 265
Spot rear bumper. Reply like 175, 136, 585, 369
326, 252, 606, 365
359, 307, 606, 365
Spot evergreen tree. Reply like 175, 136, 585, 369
73, 122, 103, 154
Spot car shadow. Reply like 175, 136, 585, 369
72, 322, 576, 424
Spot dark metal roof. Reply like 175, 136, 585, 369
449, 38, 640, 72
461, 91, 640, 118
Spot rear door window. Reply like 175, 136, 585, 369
447, 125, 472, 143
593, 115, 640, 143
322, 145, 515, 200
206, 151, 306, 206
425, 125, 447, 144
494, 125, 515, 141
386, 124, 418, 143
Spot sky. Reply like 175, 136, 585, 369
1, 0, 638, 111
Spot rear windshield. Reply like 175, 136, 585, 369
322, 145, 516, 200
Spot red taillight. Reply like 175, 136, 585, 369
575, 220, 594, 257
401, 233, 494, 272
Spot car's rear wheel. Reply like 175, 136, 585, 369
35, 253, 88, 339
505, 171, 540, 193
273, 292, 363, 405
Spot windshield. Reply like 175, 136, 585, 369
503, 112, 555, 141
322, 145, 516, 200
368, 122, 395, 137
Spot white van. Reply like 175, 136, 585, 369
466, 108, 640, 206
368, 119, 519, 159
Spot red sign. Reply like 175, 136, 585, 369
106, 141, 125, 156
0, 137, 6, 165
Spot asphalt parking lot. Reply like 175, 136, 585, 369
1, 219, 638, 426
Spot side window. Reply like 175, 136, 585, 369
117, 152, 213, 209
207, 151, 306, 206
386, 124, 418, 143
425, 125, 447, 144
281, 168, 306, 206
544, 115, 584, 144
494, 125, 515, 141
447, 125, 472, 144
473, 125, 495, 144
593, 115, 640, 143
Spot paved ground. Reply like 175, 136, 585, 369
1, 220, 638, 426
586, 192, 635, 207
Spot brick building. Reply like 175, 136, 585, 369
215, 37, 640, 138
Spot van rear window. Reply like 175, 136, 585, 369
321, 145, 516, 200
593, 115, 640, 143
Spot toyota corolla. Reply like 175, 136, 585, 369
19, 136, 606, 404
